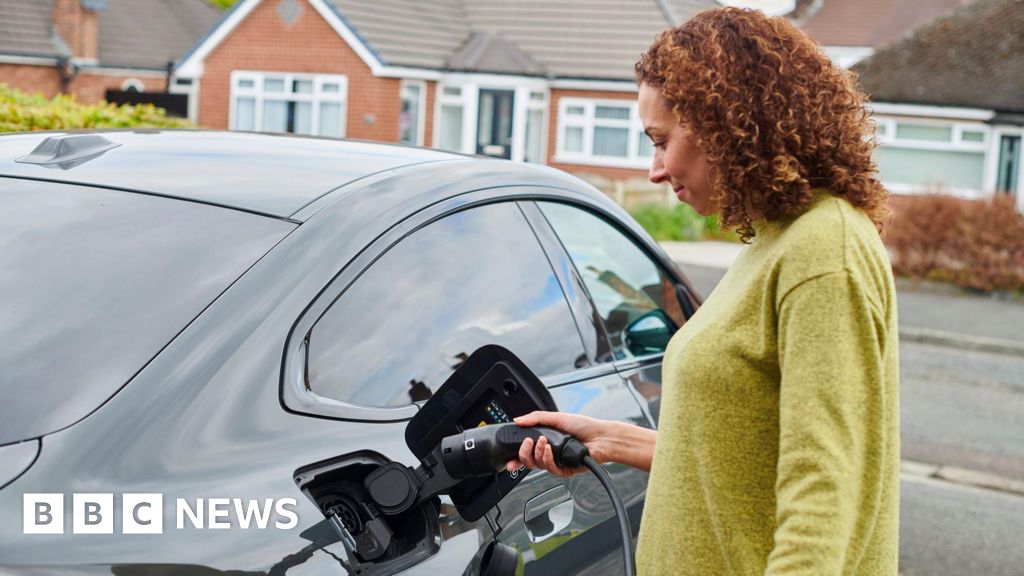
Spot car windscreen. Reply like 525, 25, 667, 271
0, 178, 295, 445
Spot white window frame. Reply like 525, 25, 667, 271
229, 70, 348, 137
521, 88, 548, 164
120, 78, 145, 93
873, 115, 990, 197
399, 79, 427, 146
169, 76, 200, 123
986, 125, 1024, 211
432, 74, 548, 162
433, 82, 475, 154
554, 97, 650, 169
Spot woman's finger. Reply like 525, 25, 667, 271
513, 411, 551, 427
518, 437, 536, 469
534, 435, 548, 468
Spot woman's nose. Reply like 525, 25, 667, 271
649, 157, 667, 184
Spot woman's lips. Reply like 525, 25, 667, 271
674, 186, 687, 200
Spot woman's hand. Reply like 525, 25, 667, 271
504, 411, 657, 477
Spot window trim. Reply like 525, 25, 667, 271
120, 78, 145, 92
229, 70, 348, 137
873, 115, 991, 196
399, 79, 427, 146
554, 97, 652, 169
281, 190, 605, 421
432, 78, 549, 163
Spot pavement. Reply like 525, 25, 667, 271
661, 240, 1024, 358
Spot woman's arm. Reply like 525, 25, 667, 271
505, 411, 658, 477
767, 269, 898, 575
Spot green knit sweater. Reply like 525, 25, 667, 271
636, 191, 900, 575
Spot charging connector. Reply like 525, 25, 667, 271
364, 423, 636, 576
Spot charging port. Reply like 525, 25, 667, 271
295, 451, 440, 575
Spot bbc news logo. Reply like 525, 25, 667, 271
23, 494, 298, 534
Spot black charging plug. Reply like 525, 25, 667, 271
440, 424, 590, 478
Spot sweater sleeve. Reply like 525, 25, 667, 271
765, 269, 891, 575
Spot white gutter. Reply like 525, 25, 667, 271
869, 102, 995, 121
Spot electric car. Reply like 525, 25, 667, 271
0, 130, 700, 575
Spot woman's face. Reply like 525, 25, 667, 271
638, 83, 716, 216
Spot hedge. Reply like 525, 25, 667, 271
0, 83, 189, 132
629, 202, 738, 242
885, 193, 1024, 294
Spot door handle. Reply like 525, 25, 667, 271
524, 485, 574, 543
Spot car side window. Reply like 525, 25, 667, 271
538, 201, 686, 361
306, 202, 587, 409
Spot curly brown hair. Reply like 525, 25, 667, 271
635, 7, 889, 241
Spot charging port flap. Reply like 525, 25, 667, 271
404, 344, 557, 521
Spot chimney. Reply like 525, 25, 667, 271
52, 0, 106, 61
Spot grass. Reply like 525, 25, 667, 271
628, 202, 738, 242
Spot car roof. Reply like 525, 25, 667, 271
0, 130, 458, 220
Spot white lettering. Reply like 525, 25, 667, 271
208, 498, 231, 529
233, 498, 273, 529
274, 498, 298, 530
176, 498, 204, 529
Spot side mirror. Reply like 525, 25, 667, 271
624, 309, 674, 356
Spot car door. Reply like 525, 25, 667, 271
296, 198, 649, 574
530, 199, 698, 428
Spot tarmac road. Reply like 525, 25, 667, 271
899, 474, 1024, 576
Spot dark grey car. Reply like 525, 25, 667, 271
0, 130, 699, 575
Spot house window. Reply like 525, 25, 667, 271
437, 84, 466, 152
524, 91, 547, 164
399, 81, 425, 146
556, 98, 650, 168
230, 72, 347, 137
873, 118, 988, 193
120, 78, 144, 93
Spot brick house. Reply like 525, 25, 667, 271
853, 0, 1024, 209
0, 0, 219, 107
174, 0, 722, 182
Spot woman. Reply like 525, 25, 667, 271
507, 7, 899, 575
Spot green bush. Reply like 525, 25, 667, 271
0, 83, 190, 132
629, 202, 738, 242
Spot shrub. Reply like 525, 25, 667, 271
629, 202, 738, 242
885, 193, 1024, 293
0, 83, 189, 132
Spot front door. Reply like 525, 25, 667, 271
477, 89, 514, 159
997, 134, 1021, 197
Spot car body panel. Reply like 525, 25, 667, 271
0, 131, 695, 575
0, 130, 456, 219
0, 176, 296, 444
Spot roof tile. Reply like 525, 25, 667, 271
854, 0, 1024, 112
